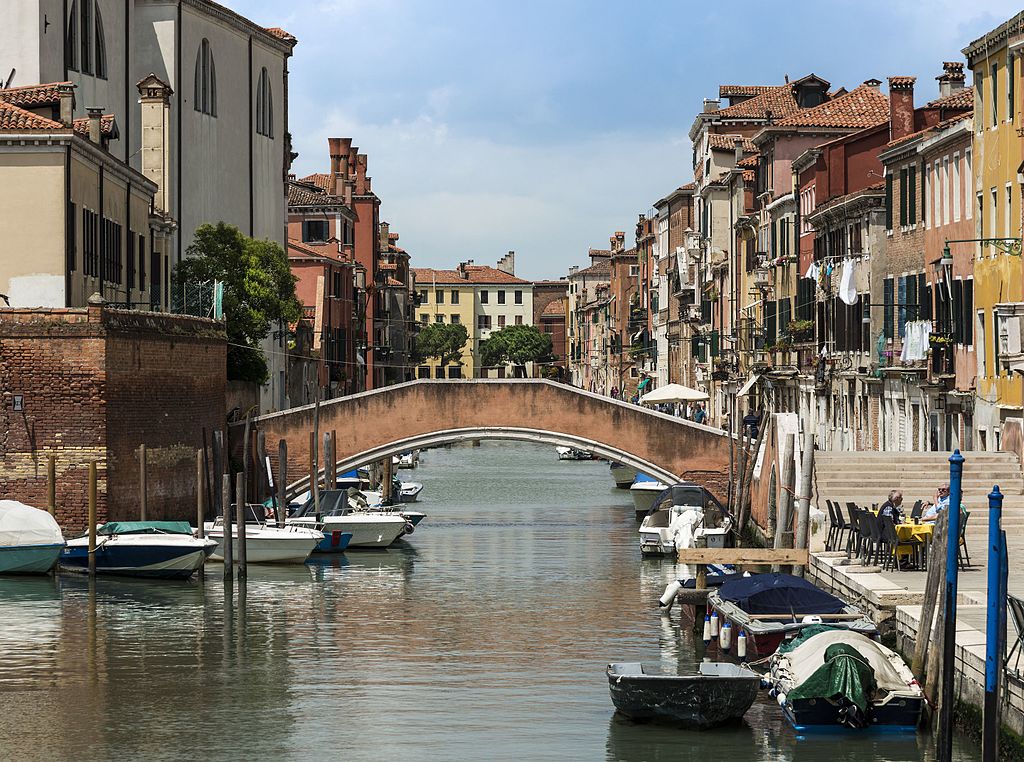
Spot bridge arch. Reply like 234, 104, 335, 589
243, 380, 732, 499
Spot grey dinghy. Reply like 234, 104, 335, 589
607, 662, 761, 729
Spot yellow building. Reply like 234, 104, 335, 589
411, 268, 477, 378
965, 17, 1024, 450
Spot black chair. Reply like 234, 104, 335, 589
910, 500, 924, 520
859, 510, 877, 566
831, 500, 849, 552
1007, 594, 1024, 675
958, 510, 971, 569
845, 503, 861, 559
881, 514, 924, 571
823, 501, 837, 551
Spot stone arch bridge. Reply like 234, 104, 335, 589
243, 380, 732, 498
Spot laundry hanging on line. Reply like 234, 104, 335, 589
899, 320, 933, 363
839, 259, 858, 306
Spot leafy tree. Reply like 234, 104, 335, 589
479, 324, 553, 377
414, 322, 469, 374
175, 223, 302, 383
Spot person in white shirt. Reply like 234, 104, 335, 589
922, 483, 951, 522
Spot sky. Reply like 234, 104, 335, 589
232, 0, 1021, 280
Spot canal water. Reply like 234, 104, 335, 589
0, 441, 978, 761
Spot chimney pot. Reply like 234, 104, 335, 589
886, 76, 916, 141
57, 83, 75, 127
703, 98, 720, 113
86, 107, 104, 145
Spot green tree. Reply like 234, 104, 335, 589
414, 322, 469, 375
479, 324, 553, 377
174, 223, 302, 383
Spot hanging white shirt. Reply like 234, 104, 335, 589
839, 259, 858, 306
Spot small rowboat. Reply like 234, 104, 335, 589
607, 662, 761, 729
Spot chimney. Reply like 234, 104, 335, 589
137, 74, 173, 213
887, 76, 916, 141
937, 61, 966, 98
703, 98, 720, 113
328, 137, 353, 195
57, 82, 75, 127
379, 221, 390, 249
863, 78, 882, 91
354, 153, 368, 195
86, 107, 103, 145
733, 136, 745, 164
497, 250, 515, 275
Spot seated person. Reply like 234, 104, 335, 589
878, 489, 905, 523
922, 484, 951, 521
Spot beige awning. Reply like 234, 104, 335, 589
737, 373, 761, 396
639, 383, 709, 405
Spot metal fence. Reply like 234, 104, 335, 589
171, 279, 223, 320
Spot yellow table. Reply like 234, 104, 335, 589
895, 521, 933, 557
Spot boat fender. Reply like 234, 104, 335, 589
720, 622, 732, 652
702, 615, 711, 645
776, 692, 787, 707
659, 581, 683, 609
801, 614, 823, 624
403, 522, 415, 535
709, 611, 720, 639
768, 687, 777, 698
737, 630, 747, 659
760, 678, 770, 690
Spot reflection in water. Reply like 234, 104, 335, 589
0, 442, 977, 761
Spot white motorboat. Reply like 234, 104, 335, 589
398, 481, 423, 503
0, 500, 65, 574
204, 513, 323, 564
629, 474, 669, 519
288, 490, 410, 548
609, 461, 638, 489
393, 451, 418, 469
60, 521, 216, 579
638, 483, 732, 556
556, 446, 594, 460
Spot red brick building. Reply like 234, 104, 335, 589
0, 299, 226, 532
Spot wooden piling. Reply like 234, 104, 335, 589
383, 453, 395, 504
212, 430, 224, 519
47, 455, 56, 517
196, 450, 206, 539
87, 461, 97, 576
772, 432, 796, 573
330, 429, 338, 487
323, 433, 331, 491
921, 511, 950, 706
235, 471, 247, 581
139, 443, 148, 521
793, 429, 814, 577
277, 440, 288, 527
222, 473, 233, 576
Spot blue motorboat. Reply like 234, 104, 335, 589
0, 500, 65, 574
314, 529, 354, 553
61, 521, 217, 580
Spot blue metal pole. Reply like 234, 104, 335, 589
938, 449, 964, 762
983, 485, 1005, 761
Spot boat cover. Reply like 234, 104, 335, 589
97, 521, 194, 536
716, 573, 847, 615
0, 500, 64, 546
777, 629, 910, 699
787, 642, 877, 713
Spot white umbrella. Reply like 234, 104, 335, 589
639, 383, 709, 405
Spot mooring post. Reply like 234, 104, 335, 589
277, 440, 288, 528
47, 455, 57, 517
196, 450, 206, 539
235, 472, 247, 581
983, 484, 1006, 761
938, 449, 964, 762
87, 461, 97, 576
330, 429, 337, 487
383, 452, 395, 504
139, 443, 148, 521
222, 473, 233, 577
793, 429, 815, 577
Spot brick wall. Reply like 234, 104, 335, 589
0, 304, 226, 533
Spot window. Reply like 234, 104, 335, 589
127, 232, 135, 290
435, 289, 444, 304
479, 290, 489, 304
477, 314, 491, 330
101, 218, 122, 285
83, 208, 99, 276
67, 203, 77, 272
498, 315, 506, 328
497, 290, 506, 305
978, 192, 985, 236
451, 314, 461, 324
966, 150, 973, 219
952, 153, 961, 222
138, 235, 145, 289
1007, 184, 1013, 239
434, 314, 444, 323
515, 315, 523, 326
962, 279, 974, 346
991, 187, 998, 249
256, 68, 273, 137
417, 366, 430, 379
629, 264, 640, 277
977, 311, 987, 377
942, 158, 950, 226
194, 39, 217, 116
80, 0, 91, 74
924, 161, 930, 229
94, 5, 107, 79
435, 366, 446, 379
451, 290, 460, 304
418, 289, 428, 303
883, 277, 894, 340
420, 313, 429, 324
1010, 52, 1016, 123
908, 166, 917, 225
514, 290, 523, 305
66, 1, 78, 71
992, 62, 999, 127
885, 172, 893, 230
302, 220, 328, 242
448, 366, 462, 379
899, 167, 907, 226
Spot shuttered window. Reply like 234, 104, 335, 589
899, 168, 908, 227
765, 301, 777, 345
951, 279, 964, 345
885, 173, 894, 230
883, 277, 894, 339
962, 280, 974, 346
797, 277, 815, 322
908, 167, 917, 225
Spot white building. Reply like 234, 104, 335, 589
2, 0, 295, 411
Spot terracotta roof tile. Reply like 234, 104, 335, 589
264, 27, 296, 43
412, 266, 530, 285
742, 169, 756, 182
719, 85, 774, 98
706, 133, 758, 152
888, 110, 974, 150
378, 261, 398, 271
570, 260, 611, 279
711, 84, 801, 120
0, 101, 63, 130
288, 238, 350, 262
679, 181, 695, 190
888, 75, 917, 89
301, 173, 332, 192
384, 276, 404, 287
72, 114, 116, 137
736, 153, 759, 168
925, 88, 973, 110
0, 82, 70, 108
288, 179, 345, 207
774, 84, 889, 129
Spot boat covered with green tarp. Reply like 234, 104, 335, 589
767, 626, 923, 732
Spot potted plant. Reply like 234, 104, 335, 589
787, 319, 814, 342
